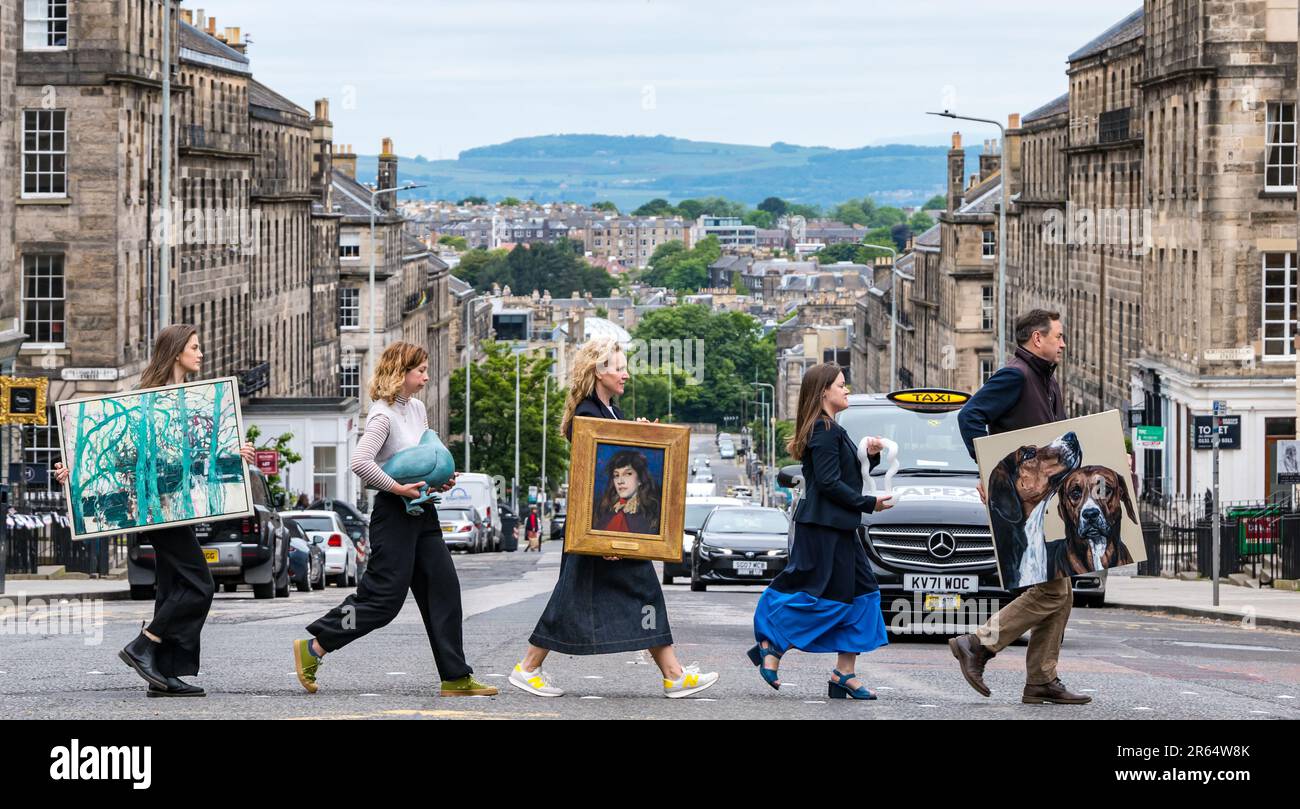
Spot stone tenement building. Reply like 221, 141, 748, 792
865, 2, 1297, 503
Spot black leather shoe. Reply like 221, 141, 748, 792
119, 631, 170, 690
147, 677, 206, 698
1022, 678, 1091, 705
948, 634, 995, 697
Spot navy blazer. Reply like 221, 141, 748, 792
566, 392, 623, 440
792, 417, 880, 530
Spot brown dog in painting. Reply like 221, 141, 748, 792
1048, 466, 1136, 577
986, 432, 1082, 590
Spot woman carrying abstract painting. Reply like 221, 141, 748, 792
54, 324, 256, 698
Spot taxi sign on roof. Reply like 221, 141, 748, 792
886, 389, 971, 410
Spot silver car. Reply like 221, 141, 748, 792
440, 506, 486, 553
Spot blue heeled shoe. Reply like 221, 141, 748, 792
746, 643, 783, 690
827, 669, 877, 700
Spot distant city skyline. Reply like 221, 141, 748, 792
196, 0, 1141, 159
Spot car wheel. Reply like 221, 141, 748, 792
222, 583, 238, 593
327, 574, 342, 587
295, 572, 311, 593
689, 551, 707, 592
252, 581, 274, 599
129, 585, 155, 601
312, 565, 325, 590
662, 570, 674, 585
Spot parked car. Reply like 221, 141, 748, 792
283, 517, 326, 592
690, 506, 790, 591
310, 497, 369, 579
550, 503, 567, 542
693, 471, 715, 484
440, 505, 486, 553
437, 473, 501, 550
126, 470, 291, 600
662, 496, 745, 584
279, 510, 358, 587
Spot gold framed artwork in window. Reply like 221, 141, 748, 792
0, 376, 48, 425
564, 416, 690, 562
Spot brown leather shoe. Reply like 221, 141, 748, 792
1022, 678, 1091, 705
948, 634, 994, 697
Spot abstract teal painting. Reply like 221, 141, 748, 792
55, 377, 254, 540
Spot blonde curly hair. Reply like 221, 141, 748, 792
560, 338, 624, 439
368, 341, 429, 404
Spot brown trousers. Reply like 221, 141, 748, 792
975, 576, 1072, 686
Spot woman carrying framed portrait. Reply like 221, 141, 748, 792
508, 338, 719, 699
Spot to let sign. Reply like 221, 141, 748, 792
254, 450, 279, 476
1193, 415, 1241, 450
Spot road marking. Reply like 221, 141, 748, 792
1079, 689, 1096, 692
582, 675, 604, 679
1134, 707, 1153, 711
1250, 710, 1269, 715
87, 670, 105, 675
1168, 641, 1290, 652
580, 696, 602, 700
1181, 691, 1199, 696
386, 672, 406, 676
1278, 695, 1295, 700
803, 700, 826, 704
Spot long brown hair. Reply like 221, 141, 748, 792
786, 362, 844, 459
138, 324, 198, 390
561, 338, 623, 440
368, 341, 428, 404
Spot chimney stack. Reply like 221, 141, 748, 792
223, 27, 246, 54
311, 99, 335, 207
377, 138, 398, 212
947, 132, 965, 213
334, 143, 357, 180
1005, 113, 1023, 197
206, 16, 217, 36
979, 138, 1001, 181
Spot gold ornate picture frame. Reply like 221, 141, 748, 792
565, 416, 690, 562
0, 376, 48, 425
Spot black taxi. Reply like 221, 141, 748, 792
777, 388, 1106, 635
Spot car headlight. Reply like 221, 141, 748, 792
701, 544, 732, 556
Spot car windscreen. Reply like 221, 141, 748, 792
441, 510, 475, 522
684, 503, 722, 531
837, 406, 978, 474
705, 509, 789, 534
288, 516, 336, 532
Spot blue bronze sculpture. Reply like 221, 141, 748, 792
379, 430, 456, 515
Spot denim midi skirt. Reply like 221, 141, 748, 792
529, 551, 673, 655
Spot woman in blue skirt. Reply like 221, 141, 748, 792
751, 362, 894, 699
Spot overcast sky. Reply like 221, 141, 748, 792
196, 0, 1141, 158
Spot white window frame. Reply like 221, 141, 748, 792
979, 358, 995, 386
22, 109, 67, 199
1262, 252, 1297, 360
338, 287, 360, 329
339, 361, 360, 399
23, 0, 68, 50
339, 232, 361, 260
1266, 101, 1297, 192
981, 285, 995, 331
982, 229, 996, 259
22, 253, 65, 347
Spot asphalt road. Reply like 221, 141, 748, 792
3, 434, 1296, 720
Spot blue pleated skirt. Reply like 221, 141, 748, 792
753, 521, 888, 655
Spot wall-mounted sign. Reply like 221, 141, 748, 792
1203, 347, 1254, 362
60, 368, 120, 382
1133, 425, 1165, 450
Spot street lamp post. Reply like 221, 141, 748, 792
463, 293, 481, 472
927, 110, 1007, 367
514, 348, 521, 514
367, 183, 427, 388
752, 381, 776, 505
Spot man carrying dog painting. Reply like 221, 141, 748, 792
950, 309, 1091, 705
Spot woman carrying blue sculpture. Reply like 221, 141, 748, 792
293, 341, 497, 697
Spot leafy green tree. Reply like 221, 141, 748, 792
437, 235, 468, 250
812, 242, 863, 264
447, 342, 569, 497
909, 210, 935, 232
455, 243, 613, 297
922, 194, 946, 210
742, 209, 775, 229
632, 198, 676, 217
832, 201, 870, 226
499, 196, 523, 207
629, 304, 776, 424
758, 196, 788, 217
458, 195, 487, 206
592, 200, 619, 213
787, 203, 821, 219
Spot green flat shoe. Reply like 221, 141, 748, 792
439, 674, 499, 696
294, 639, 321, 694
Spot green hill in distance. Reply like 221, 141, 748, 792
355, 133, 984, 210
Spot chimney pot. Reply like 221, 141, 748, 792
207, 16, 217, 35
951, 132, 962, 149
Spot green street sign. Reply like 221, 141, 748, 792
1133, 425, 1165, 450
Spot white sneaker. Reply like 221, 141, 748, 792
508, 663, 565, 697
663, 664, 719, 698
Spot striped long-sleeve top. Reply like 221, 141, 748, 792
350, 394, 428, 492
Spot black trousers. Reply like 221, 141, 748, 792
145, 525, 215, 678
307, 491, 471, 681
